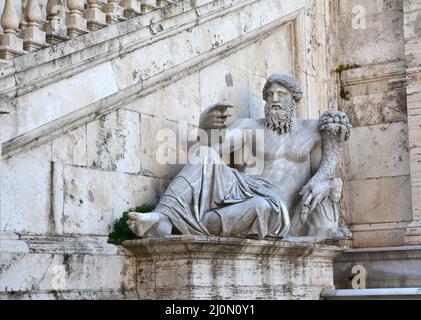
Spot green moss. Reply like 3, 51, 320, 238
107, 204, 156, 245
334, 64, 360, 101
334, 63, 360, 74
340, 87, 350, 101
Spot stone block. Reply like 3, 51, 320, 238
15, 62, 118, 137
404, 0, 421, 12
21, 26, 47, 52
334, 246, 421, 289
345, 176, 412, 225
17, 143, 52, 162
125, 236, 342, 300
199, 60, 250, 123
87, 110, 140, 174
403, 9, 421, 41
338, 0, 402, 15
123, 73, 201, 125
404, 39, 421, 68
338, 7, 405, 65
0, 239, 29, 253
345, 122, 410, 180
247, 75, 267, 119
84, 7, 107, 31
52, 126, 87, 167
351, 227, 407, 248
0, 248, 136, 294
409, 152, 421, 190
1, 156, 52, 234
139, 113, 190, 179
227, 23, 294, 79
0, 33, 25, 60
62, 166, 166, 235
341, 89, 407, 128
66, 14, 88, 38
111, 24, 208, 90
236, 0, 302, 36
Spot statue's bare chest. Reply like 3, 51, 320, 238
261, 128, 316, 163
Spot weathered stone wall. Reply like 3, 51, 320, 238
0, 0, 335, 298
334, 0, 412, 248
1, 0, 418, 298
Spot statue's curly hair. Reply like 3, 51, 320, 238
262, 73, 303, 103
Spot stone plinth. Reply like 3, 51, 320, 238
123, 236, 343, 300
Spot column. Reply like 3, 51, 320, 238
404, 0, 421, 244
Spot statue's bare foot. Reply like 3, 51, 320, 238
127, 212, 174, 238
127, 212, 160, 237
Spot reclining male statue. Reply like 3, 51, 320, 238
127, 73, 352, 240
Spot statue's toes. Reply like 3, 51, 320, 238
127, 220, 137, 234
128, 212, 140, 220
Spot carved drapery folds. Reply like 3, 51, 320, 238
0, 0, 174, 59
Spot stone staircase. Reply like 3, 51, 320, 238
325, 246, 421, 300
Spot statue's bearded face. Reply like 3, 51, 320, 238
264, 83, 296, 135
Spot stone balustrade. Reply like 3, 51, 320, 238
0, 0, 175, 59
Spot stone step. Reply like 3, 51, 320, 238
321, 288, 421, 300
334, 246, 421, 289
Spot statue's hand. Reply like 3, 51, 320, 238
319, 111, 352, 141
299, 179, 330, 223
199, 101, 235, 130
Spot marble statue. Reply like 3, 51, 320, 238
127, 73, 352, 240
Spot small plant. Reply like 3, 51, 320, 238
340, 87, 351, 101
107, 204, 156, 245
334, 64, 360, 101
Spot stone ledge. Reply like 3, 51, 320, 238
322, 288, 421, 300
1, 235, 133, 256
0, 289, 139, 300
124, 236, 343, 257
124, 236, 343, 300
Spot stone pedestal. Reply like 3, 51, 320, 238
21, 26, 47, 52
140, 1, 159, 13
121, 0, 142, 17
123, 236, 343, 300
84, 8, 107, 31
65, 14, 88, 38
103, 2, 127, 24
0, 33, 26, 59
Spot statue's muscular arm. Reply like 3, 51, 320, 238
300, 112, 352, 222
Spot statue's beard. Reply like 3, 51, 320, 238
264, 101, 295, 135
